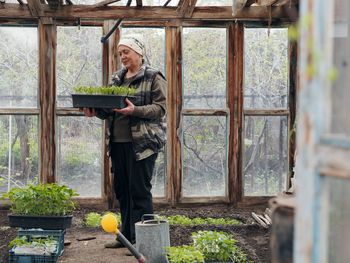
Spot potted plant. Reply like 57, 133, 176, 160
192, 231, 250, 263
71, 85, 137, 109
2, 184, 78, 230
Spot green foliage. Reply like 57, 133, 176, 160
2, 184, 78, 216
84, 212, 102, 227
9, 235, 55, 249
166, 245, 204, 263
73, 86, 136, 96
192, 231, 250, 263
165, 215, 241, 226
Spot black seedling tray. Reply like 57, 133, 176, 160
8, 214, 73, 230
71, 94, 137, 109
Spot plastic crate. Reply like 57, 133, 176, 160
9, 229, 66, 263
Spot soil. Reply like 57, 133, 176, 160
0, 205, 271, 263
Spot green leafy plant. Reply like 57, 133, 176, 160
73, 85, 136, 96
84, 211, 121, 227
1, 184, 78, 216
192, 230, 250, 263
84, 212, 102, 227
165, 215, 241, 226
166, 245, 204, 263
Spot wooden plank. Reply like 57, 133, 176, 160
227, 23, 236, 204
93, 0, 121, 7
0, 4, 298, 21
233, 23, 244, 203
244, 109, 290, 115
0, 109, 39, 115
38, 21, 57, 183
184, 0, 197, 18
181, 109, 229, 116
179, 196, 229, 204
288, 38, 297, 189
102, 22, 120, 209
257, 0, 278, 6
165, 26, 181, 205
27, 0, 43, 17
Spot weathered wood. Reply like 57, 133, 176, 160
181, 109, 229, 116
238, 196, 272, 207
0, 4, 298, 21
38, 21, 57, 183
165, 26, 181, 205
92, 0, 121, 7
232, 0, 249, 13
232, 23, 244, 203
27, 0, 43, 17
0, 109, 39, 115
228, 23, 236, 204
288, 38, 297, 189
244, 109, 290, 115
257, 0, 278, 6
252, 212, 269, 228
179, 196, 229, 204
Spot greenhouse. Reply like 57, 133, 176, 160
0, 0, 349, 262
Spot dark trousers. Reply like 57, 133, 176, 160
111, 142, 157, 242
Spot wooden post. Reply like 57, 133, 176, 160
228, 22, 244, 204
38, 20, 57, 183
102, 21, 120, 208
165, 26, 182, 206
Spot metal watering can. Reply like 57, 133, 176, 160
135, 214, 170, 263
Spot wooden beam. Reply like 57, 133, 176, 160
177, 0, 197, 18
38, 21, 57, 183
27, 0, 43, 17
0, 4, 298, 21
92, 0, 120, 7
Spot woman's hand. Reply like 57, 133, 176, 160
80, 108, 96, 117
113, 98, 134, 115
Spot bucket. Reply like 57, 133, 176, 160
135, 214, 170, 263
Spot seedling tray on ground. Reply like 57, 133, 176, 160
8, 215, 72, 230
71, 94, 137, 109
9, 229, 66, 263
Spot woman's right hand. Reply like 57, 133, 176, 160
80, 108, 96, 117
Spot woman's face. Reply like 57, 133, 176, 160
118, 45, 142, 70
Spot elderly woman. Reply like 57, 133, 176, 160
83, 35, 167, 247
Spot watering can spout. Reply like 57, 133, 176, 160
101, 213, 147, 262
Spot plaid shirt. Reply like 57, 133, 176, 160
96, 65, 167, 161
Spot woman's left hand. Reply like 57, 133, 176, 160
113, 98, 134, 115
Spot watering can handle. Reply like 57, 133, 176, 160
141, 214, 160, 224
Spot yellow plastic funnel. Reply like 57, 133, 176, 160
101, 213, 119, 234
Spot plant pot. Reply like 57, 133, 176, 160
8, 214, 73, 230
71, 94, 136, 109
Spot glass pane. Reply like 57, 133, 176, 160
57, 116, 103, 197
326, 176, 350, 263
0, 116, 38, 194
57, 27, 102, 107
243, 116, 288, 196
244, 28, 288, 109
121, 28, 166, 74
330, 1, 350, 136
196, 0, 231, 6
0, 27, 38, 108
182, 116, 227, 197
151, 150, 166, 197
183, 28, 226, 109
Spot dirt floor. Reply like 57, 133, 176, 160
0, 205, 271, 263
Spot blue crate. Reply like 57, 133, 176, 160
9, 229, 66, 263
